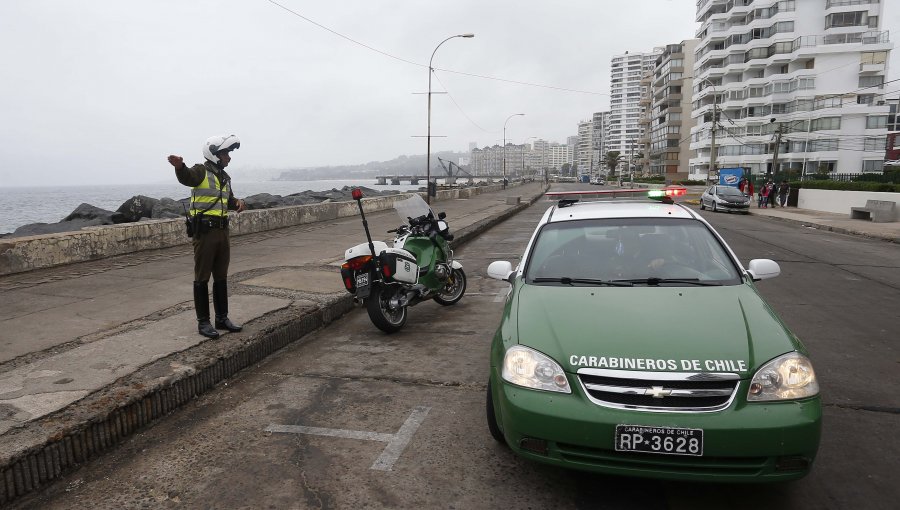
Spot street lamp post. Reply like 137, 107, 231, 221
426, 33, 474, 204
503, 113, 525, 188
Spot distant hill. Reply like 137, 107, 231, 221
274, 151, 468, 181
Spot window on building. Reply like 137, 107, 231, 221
825, 11, 867, 29
811, 117, 841, 131
863, 137, 886, 151
866, 115, 888, 129
809, 139, 839, 151
859, 75, 885, 89
862, 160, 884, 172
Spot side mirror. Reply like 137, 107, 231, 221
747, 259, 780, 281
438, 211, 447, 220
487, 261, 514, 283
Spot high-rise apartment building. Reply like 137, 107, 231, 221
689, 0, 892, 179
646, 40, 699, 183
592, 111, 610, 167
609, 50, 663, 166
575, 120, 594, 175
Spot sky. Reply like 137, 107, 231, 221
1, 0, 898, 187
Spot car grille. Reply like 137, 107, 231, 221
577, 368, 740, 412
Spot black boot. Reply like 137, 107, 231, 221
213, 280, 242, 332
193, 281, 219, 339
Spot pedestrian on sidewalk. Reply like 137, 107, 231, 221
167, 135, 246, 339
759, 182, 768, 208
767, 181, 777, 208
778, 180, 790, 207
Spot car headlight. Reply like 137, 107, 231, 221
502, 345, 571, 393
747, 352, 819, 401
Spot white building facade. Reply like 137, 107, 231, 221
689, 0, 892, 180
575, 119, 595, 175
609, 50, 663, 162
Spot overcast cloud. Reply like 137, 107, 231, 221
1, 0, 898, 187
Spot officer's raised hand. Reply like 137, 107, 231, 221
167, 155, 185, 170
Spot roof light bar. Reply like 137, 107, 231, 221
545, 186, 688, 205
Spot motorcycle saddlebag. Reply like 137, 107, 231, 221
380, 248, 418, 284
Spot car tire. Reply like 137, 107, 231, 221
486, 379, 505, 443
699, 199, 706, 210
712, 202, 718, 212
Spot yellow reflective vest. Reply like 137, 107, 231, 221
190, 167, 230, 218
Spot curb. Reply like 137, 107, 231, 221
749, 212, 898, 243
0, 187, 546, 506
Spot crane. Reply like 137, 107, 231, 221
436, 157, 473, 179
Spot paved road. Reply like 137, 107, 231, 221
10, 186, 900, 509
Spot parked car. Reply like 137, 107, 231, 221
699, 185, 751, 213
590, 177, 606, 185
485, 189, 820, 482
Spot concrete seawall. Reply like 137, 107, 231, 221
0, 184, 504, 276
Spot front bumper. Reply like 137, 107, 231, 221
490, 370, 821, 482
717, 201, 750, 211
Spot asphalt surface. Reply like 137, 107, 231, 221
0, 182, 897, 507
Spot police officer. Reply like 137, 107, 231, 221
167, 135, 246, 339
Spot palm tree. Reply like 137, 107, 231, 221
604, 151, 624, 177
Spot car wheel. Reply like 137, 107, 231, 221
699, 198, 706, 210
486, 379, 505, 443
712, 202, 718, 212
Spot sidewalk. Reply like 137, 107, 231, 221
679, 189, 899, 243
745, 204, 900, 243
0, 182, 548, 504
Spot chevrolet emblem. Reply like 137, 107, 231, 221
645, 386, 672, 398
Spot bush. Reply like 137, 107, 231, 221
675, 179, 707, 186
793, 180, 900, 193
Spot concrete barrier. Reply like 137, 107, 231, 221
0, 183, 510, 276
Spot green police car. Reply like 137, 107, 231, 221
485, 188, 821, 482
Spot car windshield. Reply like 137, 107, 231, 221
717, 187, 744, 196
524, 218, 742, 285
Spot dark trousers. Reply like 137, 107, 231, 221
193, 228, 230, 282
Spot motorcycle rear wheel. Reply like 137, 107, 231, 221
434, 267, 466, 306
366, 284, 407, 334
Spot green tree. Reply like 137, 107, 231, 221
604, 151, 624, 176
561, 163, 572, 176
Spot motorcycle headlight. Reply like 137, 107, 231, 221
747, 352, 819, 402
502, 345, 571, 393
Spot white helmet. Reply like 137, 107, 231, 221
203, 135, 241, 164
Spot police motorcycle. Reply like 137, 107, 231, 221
340, 189, 466, 333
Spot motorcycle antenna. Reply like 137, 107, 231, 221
351, 189, 379, 266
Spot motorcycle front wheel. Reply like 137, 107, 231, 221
433, 267, 466, 306
366, 284, 407, 334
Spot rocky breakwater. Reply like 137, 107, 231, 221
2, 186, 396, 239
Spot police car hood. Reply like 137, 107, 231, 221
515, 284, 799, 377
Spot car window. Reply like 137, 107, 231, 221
524, 218, 742, 285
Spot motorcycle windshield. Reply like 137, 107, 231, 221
393, 194, 433, 223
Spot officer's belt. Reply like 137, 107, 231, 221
197, 216, 229, 229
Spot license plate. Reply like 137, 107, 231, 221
355, 273, 370, 298
615, 425, 703, 456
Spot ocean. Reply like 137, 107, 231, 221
0, 179, 429, 234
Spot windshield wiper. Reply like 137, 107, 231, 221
532, 277, 634, 287
612, 278, 722, 286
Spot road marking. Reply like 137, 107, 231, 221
266, 406, 431, 471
